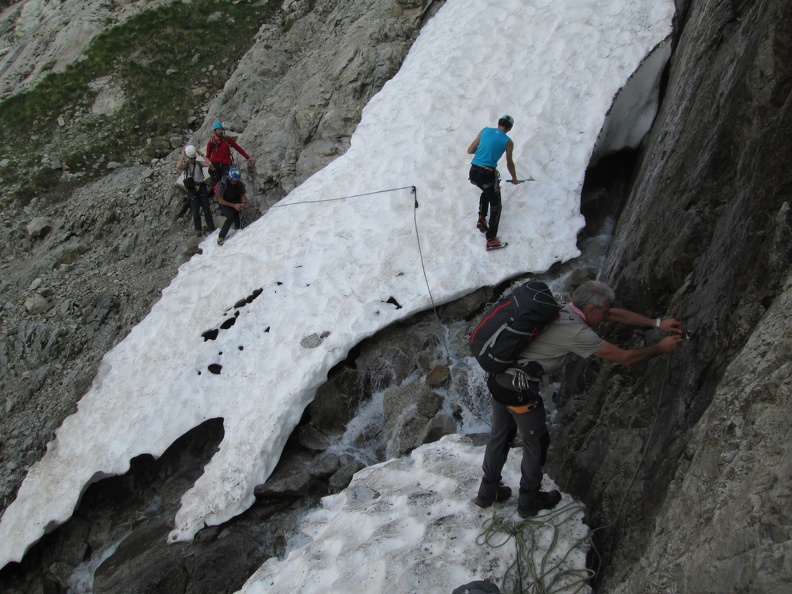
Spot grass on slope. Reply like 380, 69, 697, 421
0, 0, 277, 207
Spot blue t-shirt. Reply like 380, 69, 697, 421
471, 127, 510, 168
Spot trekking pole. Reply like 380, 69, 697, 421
512, 176, 535, 184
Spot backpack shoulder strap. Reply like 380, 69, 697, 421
226, 135, 235, 164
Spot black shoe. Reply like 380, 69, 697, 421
517, 489, 561, 518
473, 479, 512, 508
476, 215, 488, 233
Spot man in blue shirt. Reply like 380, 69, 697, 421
467, 115, 519, 251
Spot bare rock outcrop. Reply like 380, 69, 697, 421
196, 0, 438, 198
546, 0, 792, 591
0, 0, 156, 98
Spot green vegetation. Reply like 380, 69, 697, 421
0, 0, 277, 207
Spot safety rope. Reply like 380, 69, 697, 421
268, 184, 417, 207
258, 179, 679, 591
258, 177, 676, 591
266, 183, 452, 360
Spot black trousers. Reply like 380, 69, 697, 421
210, 163, 231, 189
219, 204, 242, 238
189, 184, 215, 231
469, 164, 502, 240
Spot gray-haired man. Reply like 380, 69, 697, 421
474, 280, 684, 517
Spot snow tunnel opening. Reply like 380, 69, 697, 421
0, 419, 226, 592
579, 148, 638, 242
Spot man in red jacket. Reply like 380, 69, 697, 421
206, 122, 256, 188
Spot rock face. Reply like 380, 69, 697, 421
546, 0, 792, 591
199, 0, 437, 197
24, 216, 50, 238
0, 0, 155, 98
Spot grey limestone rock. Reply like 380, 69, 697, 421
300, 332, 323, 348
546, 1, 792, 591
26, 217, 51, 238
329, 460, 365, 493
23, 293, 50, 314
383, 381, 443, 459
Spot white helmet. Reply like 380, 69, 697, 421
185, 145, 197, 158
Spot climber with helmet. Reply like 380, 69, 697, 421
176, 144, 216, 236
215, 167, 248, 246
467, 114, 520, 251
205, 121, 256, 190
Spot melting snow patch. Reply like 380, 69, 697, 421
239, 435, 591, 594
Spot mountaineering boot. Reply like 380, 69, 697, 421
476, 215, 488, 233
217, 236, 225, 246
473, 479, 512, 508
486, 238, 507, 251
517, 488, 561, 518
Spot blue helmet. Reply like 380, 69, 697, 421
228, 168, 241, 180
213, 121, 224, 130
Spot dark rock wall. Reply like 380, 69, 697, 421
547, 0, 792, 591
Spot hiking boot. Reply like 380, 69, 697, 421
473, 479, 512, 508
217, 236, 225, 246
517, 489, 561, 518
486, 238, 505, 251
196, 230, 203, 237
476, 215, 488, 233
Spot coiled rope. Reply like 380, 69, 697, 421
478, 502, 594, 594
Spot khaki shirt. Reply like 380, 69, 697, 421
514, 305, 604, 374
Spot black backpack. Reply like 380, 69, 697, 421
469, 280, 561, 373
451, 580, 500, 594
